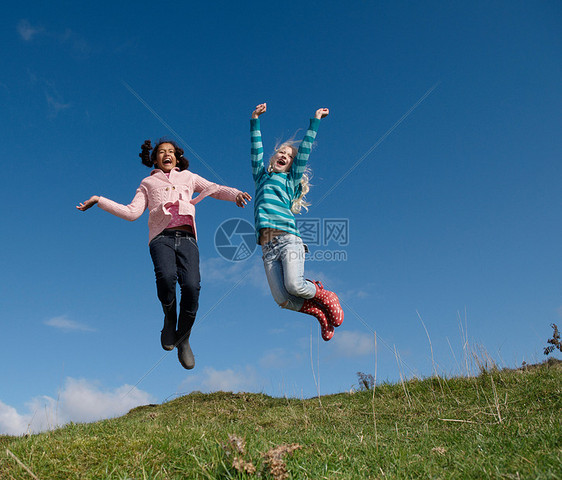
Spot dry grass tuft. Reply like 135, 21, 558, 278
222, 434, 256, 474
431, 446, 447, 456
225, 433, 246, 455
263, 443, 302, 480
232, 455, 256, 474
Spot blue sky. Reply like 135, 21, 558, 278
1, 1, 560, 435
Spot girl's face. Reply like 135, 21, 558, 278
154, 142, 177, 173
270, 145, 295, 173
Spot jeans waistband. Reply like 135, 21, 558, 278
262, 233, 299, 249
159, 229, 195, 238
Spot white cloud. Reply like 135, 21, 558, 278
17, 20, 90, 56
331, 330, 375, 358
17, 20, 43, 41
180, 365, 259, 393
0, 378, 154, 436
0, 401, 30, 436
44, 316, 95, 332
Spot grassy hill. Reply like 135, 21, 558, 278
1, 359, 560, 479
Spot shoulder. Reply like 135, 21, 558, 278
176, 169, 194, 178
140, 173, 156, 187
171, 169, 195, 183
187, 171, 204, 182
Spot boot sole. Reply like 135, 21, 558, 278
178, 341, 195, 369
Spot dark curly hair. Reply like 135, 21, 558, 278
139, 138, 189, 171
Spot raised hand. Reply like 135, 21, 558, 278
315, 108, 329, 119
252, 103, 267, 119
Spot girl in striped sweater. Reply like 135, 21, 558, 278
251, 103, 343, 341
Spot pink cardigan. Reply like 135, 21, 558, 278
97, 168, 241, 243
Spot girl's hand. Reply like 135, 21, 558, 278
252, 103, 267, 119
236, 192, 252, 207
315, 107, 329, 119
76, 195, 100, 211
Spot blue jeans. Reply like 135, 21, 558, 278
261, 233, 316, 311
149, 230, 200, 334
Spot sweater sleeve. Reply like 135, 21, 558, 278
190, 174, 241, 205
97, 186, 148, 221
250, 118, 265, 182
290, 118, 320, 185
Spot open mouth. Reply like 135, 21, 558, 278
163, 158, 173, 165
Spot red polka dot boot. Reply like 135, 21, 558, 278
299, 299, 334, 341
310, 280, 344, 328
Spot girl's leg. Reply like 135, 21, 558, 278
278, 235, 343, 330
278, 235, 316, 300
149, 234, 179, 350
149, 234, 178, 306
262, 235, 334, 341
175, 234, 201, 370
278, 234, 335, 341
176, 234, 201, 333
262, 240, 302, 311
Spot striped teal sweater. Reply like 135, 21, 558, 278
251, 117, 320, 242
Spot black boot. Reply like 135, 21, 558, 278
161, 300, 177, 351
176, 310, 195, 369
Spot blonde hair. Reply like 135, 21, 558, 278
268, 141, 312, 215
292, 167, 311, 214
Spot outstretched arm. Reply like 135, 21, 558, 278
77, 188, 148, 221
76, 195, 100, 211
191, 174, 252, 208
291, 107, 330, 183
251, 103, 267, 182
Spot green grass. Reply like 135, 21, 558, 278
1, 359, 560, 479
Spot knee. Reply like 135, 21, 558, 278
278, 299, 290, 309
270, 291, 290, 309
156, 273, 176, 296
284, 278, 308, 298
179, 279, 200, 303
179, 277, 200, 294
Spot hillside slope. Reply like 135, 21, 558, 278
1, 360, 560, 479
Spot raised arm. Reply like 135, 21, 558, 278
291, 107, 330, 183
250, 103, 267, 182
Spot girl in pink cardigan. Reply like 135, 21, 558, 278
77, 139, 251, 369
